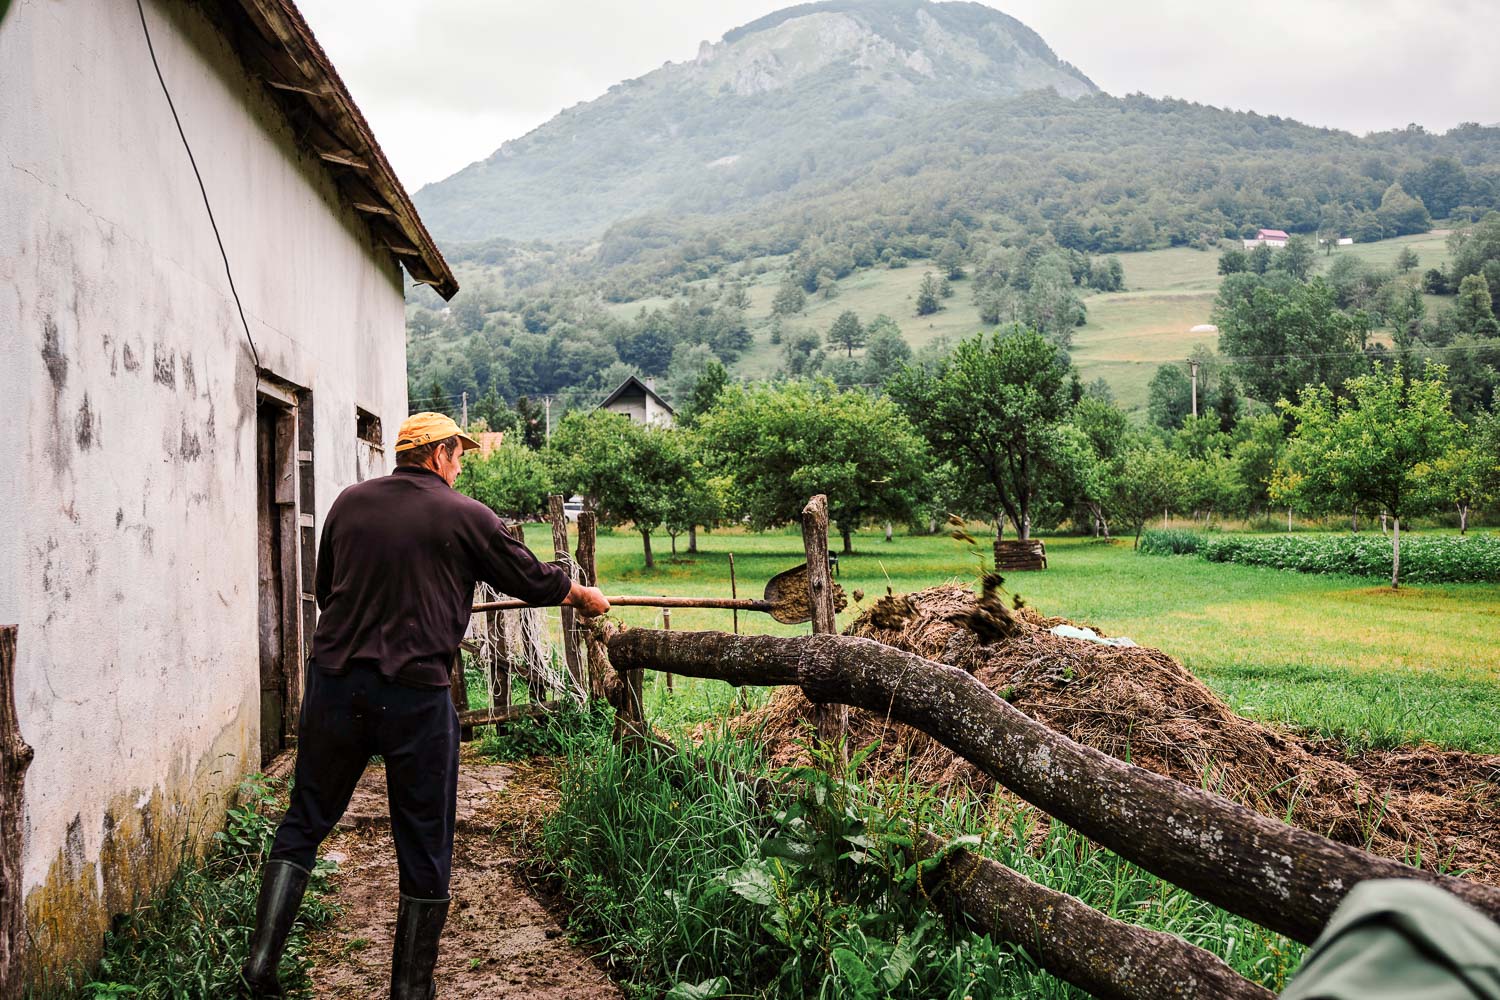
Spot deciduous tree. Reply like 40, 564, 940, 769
889, 328, 1075, 543
697, 381, 929, 553
826, 310, 866, 358
1272, 363, 1458, 587
550, 412, 694, 568
459, 442, 552, 521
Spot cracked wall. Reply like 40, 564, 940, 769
0, 0, 408, 981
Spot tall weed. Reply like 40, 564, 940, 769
541, 729, 1299, 998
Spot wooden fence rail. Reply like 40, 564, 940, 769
601, 627, 1500, 946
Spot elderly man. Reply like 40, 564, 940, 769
242, 412, 608, 998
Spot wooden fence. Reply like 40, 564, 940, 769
453, 493, 1500, 997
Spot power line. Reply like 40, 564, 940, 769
135, 0, 261, 371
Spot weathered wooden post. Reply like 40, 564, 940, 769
450, 649, 473, 742
1, 625, 33, 995
800, 495, 847, 755
574, 509, 609, 700
549, 494, 585, 700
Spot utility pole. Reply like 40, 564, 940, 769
1189, 359, 1199, 419
460, 390, 468, 429
543, 396, 553, 441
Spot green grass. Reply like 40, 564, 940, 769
538, 712, 1303, 999
517, 524, 1500, 751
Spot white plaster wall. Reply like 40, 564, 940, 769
0, 0, 408, 937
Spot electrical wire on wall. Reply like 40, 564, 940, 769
135, 0, 263, 371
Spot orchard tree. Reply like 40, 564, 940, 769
1230, 413, 1286, 517
826, 310, 866, 358
664, 449, 727, 556
1110, 442, 1187, 548
459, 442, 552, 520
696, 381, 929, 553
1272, 363, 1457, 588
1426, 411, 1500, 534
550, 412, 693, 568
889, 327, 1076, 545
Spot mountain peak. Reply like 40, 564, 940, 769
416, 0, 1097, 242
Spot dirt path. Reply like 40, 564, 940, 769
303, 756, 621, 999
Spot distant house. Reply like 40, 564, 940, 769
597, 375, 675, 427
2, 0, 456, 980
1243, 228, 1291, 249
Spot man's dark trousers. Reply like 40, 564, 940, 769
271, 664, 459, 898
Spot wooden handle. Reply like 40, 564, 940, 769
472, 595, 773, 614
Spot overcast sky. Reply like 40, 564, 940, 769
298, 0, 1500, 192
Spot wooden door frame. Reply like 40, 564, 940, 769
256, 378, 308, 762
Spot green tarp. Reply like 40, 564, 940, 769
1282, 880, 1500, 999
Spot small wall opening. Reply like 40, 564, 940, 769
355, 405, 385, 483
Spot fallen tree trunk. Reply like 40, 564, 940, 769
594, 663, 1274, 999
604, 628, 1500, 945
912, 831, 1273, 1000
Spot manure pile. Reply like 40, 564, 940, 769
730, 584, 1500, 884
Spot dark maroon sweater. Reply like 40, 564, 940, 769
311, 466, 571, 687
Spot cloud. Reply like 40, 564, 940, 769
296, 0, 1500, 190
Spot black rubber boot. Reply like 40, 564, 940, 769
240, 859, 311, 998
390, 894, 450, 999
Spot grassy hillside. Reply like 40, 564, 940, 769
597, 231, 1455, 415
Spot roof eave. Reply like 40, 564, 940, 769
227, 0, 459, 299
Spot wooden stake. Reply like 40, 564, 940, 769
2, 625, 32, 994
728, 552, 739, 635
730, 553, 748, 711
549, 494, 585, 700
662, 608, 673, 692
800, 495, 846, 756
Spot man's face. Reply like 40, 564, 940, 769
436, 442, 463, 487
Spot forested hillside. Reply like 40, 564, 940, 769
404, 0, 1500, 420
414, 0, 1095, 242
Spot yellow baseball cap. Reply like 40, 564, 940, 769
394, 412, 481, 453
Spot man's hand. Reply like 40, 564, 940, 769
564, 582, 610, 617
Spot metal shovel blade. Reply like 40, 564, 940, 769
762, 563, 847, 625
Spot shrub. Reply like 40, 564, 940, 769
1137, 529, 1207, 556
1162, 532, 1500, 583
